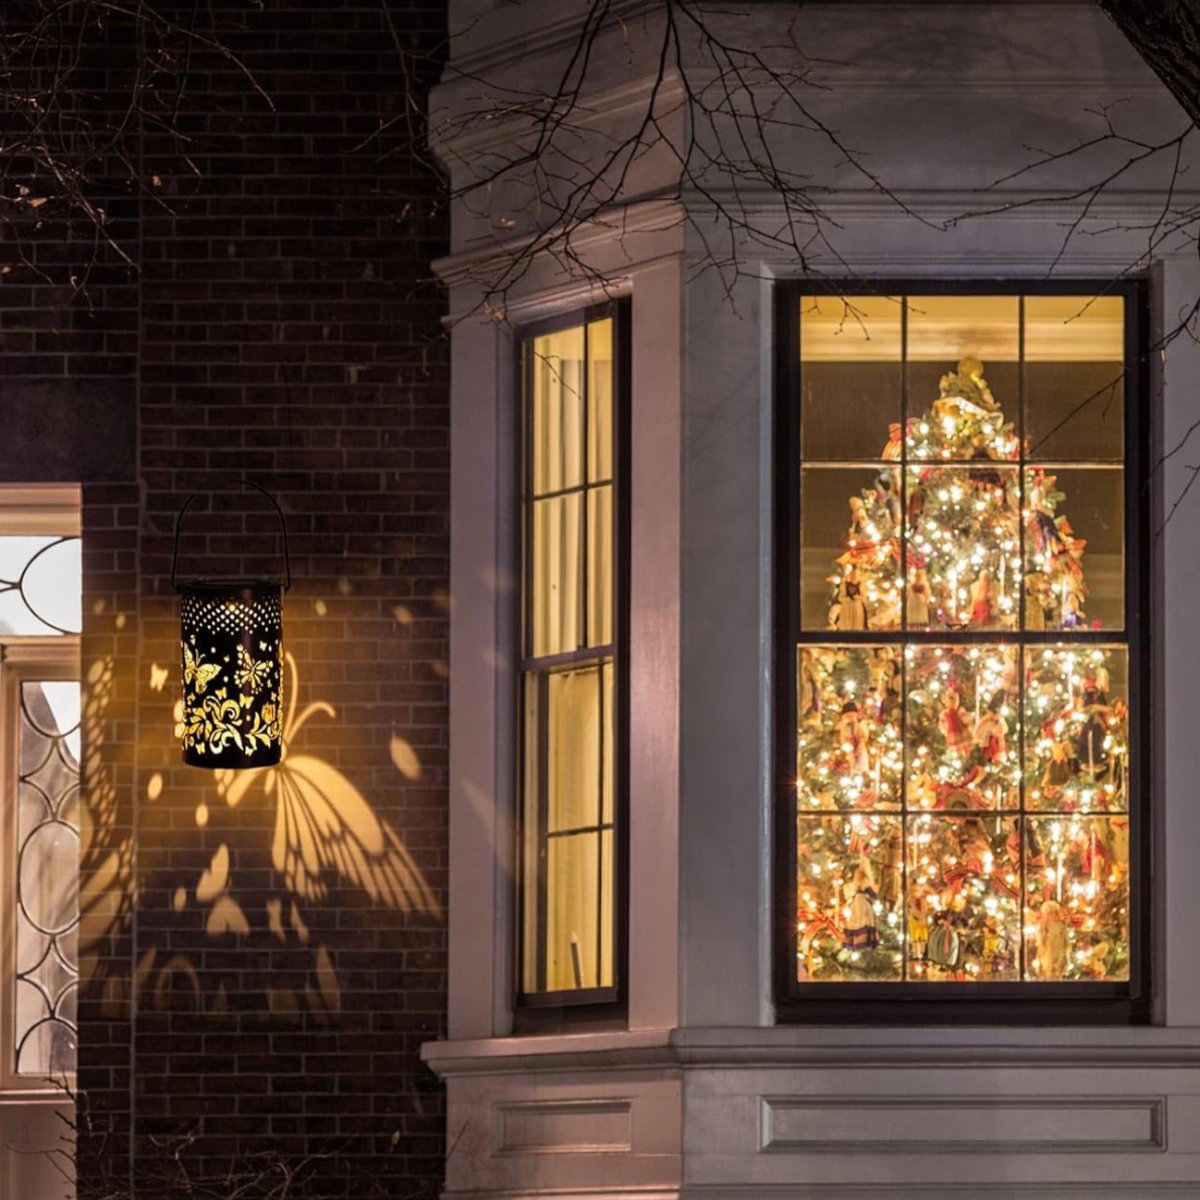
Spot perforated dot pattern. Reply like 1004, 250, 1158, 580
181, 591, 282, 637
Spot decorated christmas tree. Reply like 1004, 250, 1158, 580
796, 358, 1129, 985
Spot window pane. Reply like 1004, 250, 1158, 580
905, 645, 1020, 812
906, 465, 1020, 629
796, 645, 903, 812
1025, 296, 1124, 461
588, 318, 614, 484
587, 485, 613, 647
0, 537, 81, 636
799, 294, 902, 462
906, 297, 1019, 447
521, 660, 615, 995
545, 832, 612, 990
530, 326, 585, 496
796, 813, 904, 981
1024, 816, 1129, 981
801, 466, 902, 631
546, 666, 602, 834
907, 814, 1021, 982
1024, 466, 1124, 631
531, 493, 582, 657
1024, 647, 1128, 813
16, 680, 80, 1077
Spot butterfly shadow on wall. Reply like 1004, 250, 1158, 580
150, 650, 442, 1018
210, 651, 443, 918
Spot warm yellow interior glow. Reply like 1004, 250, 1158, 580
522, 317, 617, 996
801, 294, 1124, 362
796, 294, 1131, 986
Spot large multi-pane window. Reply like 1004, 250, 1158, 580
778, 286, 1145, 1013
0, 487, 81, 1081
518, 307, 626, 1006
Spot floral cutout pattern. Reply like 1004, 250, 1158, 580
179, 634, 282, 761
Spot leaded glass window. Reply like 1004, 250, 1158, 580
0, 489, 81, 1082
14, 677, 80, 1077
779, 287, 1144, 1011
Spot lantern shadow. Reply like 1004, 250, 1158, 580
79, 654, 136, 1012
138, 610, 444, 1024
206, 652, 442, 916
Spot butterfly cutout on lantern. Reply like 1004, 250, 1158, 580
234, 645, 272, 696
183, 643, 221, 695
213, 651, 441, 917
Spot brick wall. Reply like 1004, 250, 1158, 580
4, 2, 450, 1196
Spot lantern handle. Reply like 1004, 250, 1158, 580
171, 478, 292, 593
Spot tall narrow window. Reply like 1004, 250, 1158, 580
518, 306, 626, 1007
777, 286, 1146, 1017
0, 486, 81, 1081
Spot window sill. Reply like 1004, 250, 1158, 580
422, 1022, 1200, 1077
0, 1090, 72, 1106
422, 1027, 675, 1077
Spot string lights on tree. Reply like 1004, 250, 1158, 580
796, 359, 1130, 985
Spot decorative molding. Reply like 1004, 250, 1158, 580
442, 0, 1153, 97
0, 484, 81, 535
433, 197, 684, 294
791, 72, 1166, 99
759, 1095, 1166, 1155
425, 1024, 1200, 1077
443, 1190, 680, 1200
681, 1186, 1200, 1199
493, 1099, 634, 1156
422, 1027, 675, 1078
446, 0, 657, 79
431, 187, 1195, 300
432, 70, 684, 162
685, 188, 1200, 225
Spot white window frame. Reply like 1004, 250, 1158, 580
0, 485, 81, 1095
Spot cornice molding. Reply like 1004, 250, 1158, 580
432, 196, 685, 287
687, 187, 1200, 224
445, 0, 658, 82
431, 70, 684, 162
431, 188, 1194, 299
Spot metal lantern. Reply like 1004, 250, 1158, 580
172, 480, 291, 769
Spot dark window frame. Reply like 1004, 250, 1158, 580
513, 300, 632, 1026
773, 279, 1152, 1024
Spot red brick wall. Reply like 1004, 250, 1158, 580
5, 2, 449, 1196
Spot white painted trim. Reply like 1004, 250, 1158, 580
434, 194, 1200, 294
434, 199, 685, 290
0, 487, 81, 537
0, 640, 80, 1095
442, 1191, 681, 1200
433, 70, 685, 162
680, 1187, 1200, 1199
446, 0, 657, 79
425, 1024, 1200, 1078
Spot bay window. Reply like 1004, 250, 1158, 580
776, 284, 1147, 1018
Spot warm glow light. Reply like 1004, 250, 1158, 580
179, 584, 284, 768
172, 481, 292, 770
796, 336, 1130, 986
